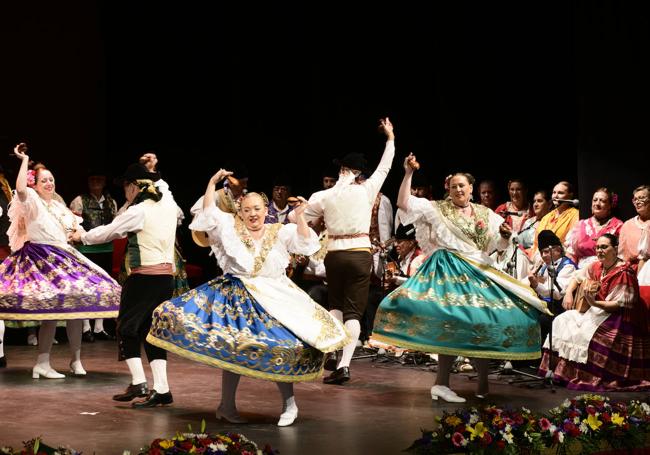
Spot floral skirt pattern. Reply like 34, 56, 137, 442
373, 249, 541, 360
147, 274, 325, 382
0, 242, 121, 320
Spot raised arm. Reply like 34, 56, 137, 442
13, 143, 30, 202
397, 153, 417, 211
203, 169, 233, 210
291, 196, 311, 238
364, 117, 396, 195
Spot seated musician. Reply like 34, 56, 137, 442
384, 223, 425, 290
289, 217, 328, 308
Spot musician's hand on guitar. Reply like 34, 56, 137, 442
499, 222, 512, 239
295, 255, 309, 267
527, 274, 539, 289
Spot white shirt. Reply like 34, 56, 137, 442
300, 140, 395, 251
529, 257, 576, 301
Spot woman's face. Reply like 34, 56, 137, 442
449, 175, 472, 207
552, 183, 571, 207
35, 170, 55, 198
509, 181, 526, 207
240, 194, 268, 231
633, 189, 650, 218
591, 191, 612, 220
595, 237, 617, 264
532, 192, 551, 218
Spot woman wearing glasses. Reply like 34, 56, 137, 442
618, 185, 650, 329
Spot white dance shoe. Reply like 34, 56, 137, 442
32, 364, 65, 379
69, 360, 87, 376
430, 385, 466, 403
216, 405, 248, 424
277, 405, 298, 427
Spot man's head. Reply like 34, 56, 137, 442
271, 176, 291, 208
334, 153, 367, 179
479, 180, 497, 209
394, 224, 417, 259
538, 229, 563, 264
87, 172, 107, 195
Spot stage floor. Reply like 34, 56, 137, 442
0, 341, 647, 454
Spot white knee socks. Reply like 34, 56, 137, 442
125, 357, 147, 385
93, 319, 105, 333
338, 319, 361, 369
150, 359, 169, 394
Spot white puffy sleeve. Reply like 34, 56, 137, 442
278, 223, 320, 256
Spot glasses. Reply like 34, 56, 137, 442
633, 197, 649, 204
595, 244, 612, 250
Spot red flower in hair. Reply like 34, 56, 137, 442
444, 174, 452, 191
26, 169, 36, 187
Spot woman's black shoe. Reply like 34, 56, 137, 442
323, 366, 350, 385
93, 330, 115, 341
112, 382, 149, 401
0, 356, 6, 368
132, 390, 173, 408
82, 330, 95, 343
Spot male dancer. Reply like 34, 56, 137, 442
298, 117, 395, 384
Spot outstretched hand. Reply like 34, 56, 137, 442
14, 143, 28, 161
210, 169, 233, 185
291, 196, 309, 217
379, 117, 395, 140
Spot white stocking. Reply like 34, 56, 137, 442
276, 381, 297, 413
338, 319, 360, 369
150, 359, 169, 393
125, 357, 147, 385
0, 320, 5, 358
82, 319, 91, 332
93, 319, 105, 333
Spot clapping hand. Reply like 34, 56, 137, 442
291, 196, 309, 217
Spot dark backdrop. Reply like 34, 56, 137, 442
1, 2, 648, 267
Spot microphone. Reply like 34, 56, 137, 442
502, 210, 524, 216
554, 198, 579, 206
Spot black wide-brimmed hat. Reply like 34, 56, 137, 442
395, 223, 416, 240
538, 229, 562, 250
333, 152, 367, 172
115, 163, 160, 184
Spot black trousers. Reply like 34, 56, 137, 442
324, 250, 372, 321
117, 274, 173, 361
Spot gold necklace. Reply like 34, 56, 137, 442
42, 198, 77, 233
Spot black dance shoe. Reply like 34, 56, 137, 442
323, 366, 350, 385
132, 390, 174, 408
93, 330, 115, 341
0, 356, 6, 368
82, 330, 95, 343
112, 382, 149, 401
324, 352, 338, 371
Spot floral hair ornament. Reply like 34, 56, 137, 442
444, 174, 453, 191
26, 169, 36, 187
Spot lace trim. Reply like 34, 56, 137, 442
234, 217, 283, 276
438, 200, 490, 250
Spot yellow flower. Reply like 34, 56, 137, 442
585, 414, 603, 431
611, 413, 625, 426
445, 416, 462, 426
467, 422, 488, 440
159, 440, 174, 449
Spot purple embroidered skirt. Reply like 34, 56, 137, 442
0, 242, 121, 320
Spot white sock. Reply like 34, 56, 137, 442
125, 357, 147, 385
150, 359, 169, 394
82, 319, 91, 332
0, 320, 5, 357
329, 309, 343, 323
338, 319, 361, 369
93, 319, 105, 333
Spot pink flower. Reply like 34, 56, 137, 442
444, 175, 452, 191
26, 169, 36, 187
539, 418, 552, 431
476, 220, 486, 230
452, 432, 466, 447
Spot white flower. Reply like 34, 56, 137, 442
195, 433, 208, 439
557, 432, 564, 443
122, 452, 131, 455
549, 424, 557, 433
642, 403, 650, 414
503, 433, 514, 444
522, 407, 531, 413
574, 417, 580, 424
562, 399, 571, 408
469, 414, 479, 425
580, 422, 589, 434
432, 433, 438, 438
182, 433, 196, 439
505, 424, 512, 433
445, 433, 451, 439
461, 438, 468, 447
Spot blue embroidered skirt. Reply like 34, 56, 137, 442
146, 274, 325, 382
373, 249, 541, 360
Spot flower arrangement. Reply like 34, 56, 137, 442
407, 394, 650, 455
138, 421, 278, 455
1, 437, 81, 455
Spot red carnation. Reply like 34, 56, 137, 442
496, 440, 506, 450
481, 433, 493, 446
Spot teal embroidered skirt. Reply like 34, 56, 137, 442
146, 274, 324, 382
373, 249, 541, 360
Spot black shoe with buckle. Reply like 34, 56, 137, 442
323, 366, 350, 385
82, 330, 95, 343
132, 390, 173, 408
112, 382, 149, 401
